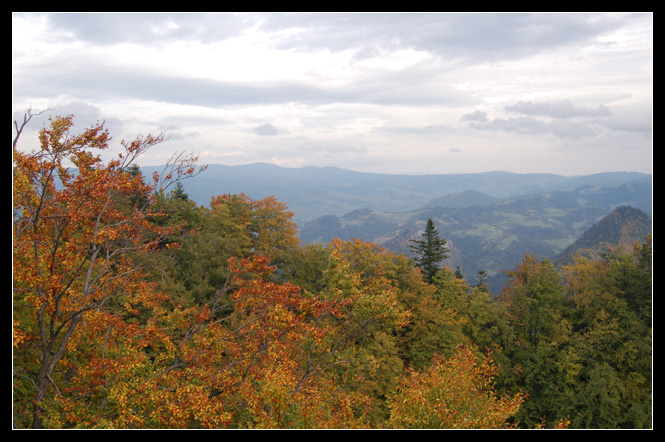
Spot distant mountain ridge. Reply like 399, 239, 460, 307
141, 162, 651, 222
552, 206, 652, 267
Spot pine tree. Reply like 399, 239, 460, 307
409, 218, 449, 284
170, 181, 189, 201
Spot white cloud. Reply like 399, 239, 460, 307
12, 12, 652, 176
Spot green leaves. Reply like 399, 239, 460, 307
493, 245, 652, 428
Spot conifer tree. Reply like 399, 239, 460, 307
409, 218, 449, 284
170, 181, 189, 201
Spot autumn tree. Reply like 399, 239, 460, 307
147, 192, 301, 310
388, 343, 526, 429
277, 243, 331, 294
12, 113, 203, 428
461, 284, 503, 355
209, 193, 300, 264
127, 251, 387, 428
326, 239, 485, 424
409, 218, 449, 284
293, 242, 410, 424
16, 110, 650, 429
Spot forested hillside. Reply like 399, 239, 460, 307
13, 116, 652, 429
553, 206, 652, 267
300, 181, 651, 294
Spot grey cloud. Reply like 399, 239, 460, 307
377, 125, 452, 136
471, 116, 597, 139
14, 59, 475, 109
461, 110, 488, 122
29, 12, 649, 69
253, 124, 281, 136
158, 114, 234, 128
546, 119, 601, 138
605, 107, 652, 137
258, 13, 638, 63
14, 63, 320, 107
42, 13, 254, 45
505, 100, 612, 119
474, 116, 546, 135
470, 99, 651, 140
17, 13, 646, 113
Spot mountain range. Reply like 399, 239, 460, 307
144, 163, 651, 222
143, 163, 652, 294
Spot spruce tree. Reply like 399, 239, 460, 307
409, 218, 449, 284
170, 181, 190, 201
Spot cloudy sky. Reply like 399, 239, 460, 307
12, 12, 652, 176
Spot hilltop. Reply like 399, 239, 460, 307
552, 205, 652, 267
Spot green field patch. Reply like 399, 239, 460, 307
501, 212, 549, 227
464, 223, 503, 237
543, 208, 567, 217
499, 234, 519, 248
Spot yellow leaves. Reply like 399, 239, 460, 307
388, 343, 526, 429
12, 320, 28, 348
353, 286, 409, 329
193, 304, 212, 323
322, 244, 410, 331
209, 193, 300, 262
535, 416, 571, 429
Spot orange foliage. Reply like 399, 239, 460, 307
12, 115, 198, 428
14, 114, 540, 429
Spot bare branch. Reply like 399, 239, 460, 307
151, 151, 208, 195
13, 107, 52, 151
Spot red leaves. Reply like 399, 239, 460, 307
12, 115, 192, 428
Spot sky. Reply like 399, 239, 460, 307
12, 12, 653, 176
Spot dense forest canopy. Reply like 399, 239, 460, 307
13, 115, 652, 429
